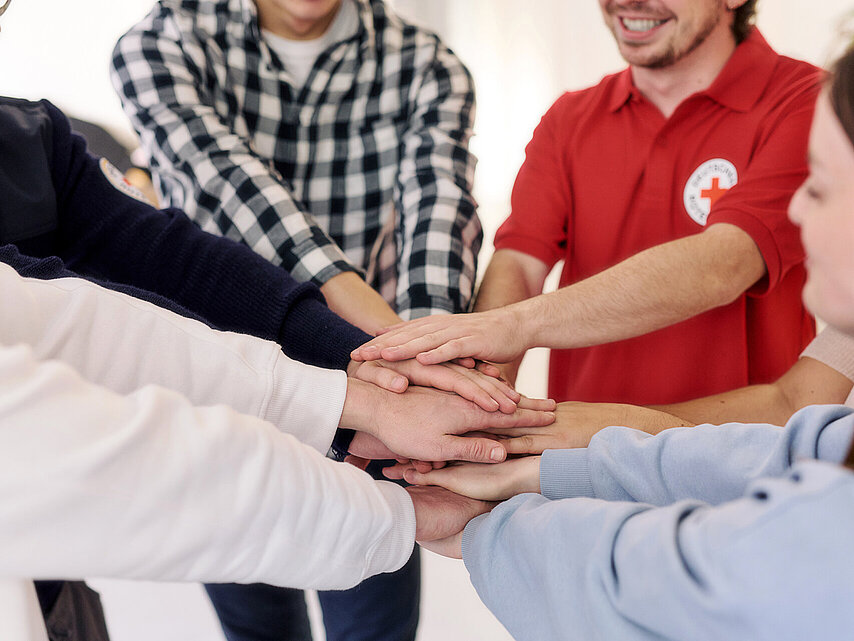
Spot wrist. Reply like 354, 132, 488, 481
505, 301, 536, 351
511, 456, 542, 495
340, 378, 384, 437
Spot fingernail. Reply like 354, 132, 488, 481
490, 447, 504, 461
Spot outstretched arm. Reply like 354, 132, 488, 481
461, 457, 854, 641
0, 343, 413, 590
352, 223, 765, 365
394, 405, 854, 507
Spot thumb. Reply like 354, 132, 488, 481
442, 436, 506, 464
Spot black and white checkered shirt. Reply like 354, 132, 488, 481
111, 0, 480, 318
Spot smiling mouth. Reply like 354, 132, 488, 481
620, 17, 669, 33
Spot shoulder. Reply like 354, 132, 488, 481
541, 73, 623, 126
118, 0, 234, 44
770, 54, 823, 96
366, 0, 469, 76
0, 97, 69, 142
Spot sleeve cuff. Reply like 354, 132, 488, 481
492, 233, 562, 271
362, 482, 416, 579
461, 512, 490, 567
263, 357, 347, 454
708, 209, 785, 297
279, 296, 371, 371
540, 449, 595, 500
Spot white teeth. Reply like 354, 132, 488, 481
622, 18, 665, 32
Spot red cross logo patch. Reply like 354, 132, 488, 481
683, 159, 738, 226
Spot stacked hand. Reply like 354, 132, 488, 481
342, 327, 557, 559
405, 485, 496, 559
340, 382, 555, 464
350, 307, 530, 368
348, 357, 520, 413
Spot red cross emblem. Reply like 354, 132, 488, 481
700, 177, 729, 208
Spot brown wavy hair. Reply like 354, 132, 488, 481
830, 43, 854, 152
828, 46, 854, 469
732, 0, 758, 44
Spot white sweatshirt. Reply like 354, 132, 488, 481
0, 264, 414, 588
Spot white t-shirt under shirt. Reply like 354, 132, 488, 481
262, 0, 360, 88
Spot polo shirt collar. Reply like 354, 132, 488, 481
703, 29, 777, 112
608, 69, 637, 112
607, 28, 777, 114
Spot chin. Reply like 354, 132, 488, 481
804, 286, 854, 336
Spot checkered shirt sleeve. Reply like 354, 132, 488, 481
389, 34, 480, 317
110, 0, 480, 318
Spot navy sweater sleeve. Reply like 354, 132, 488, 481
0, 244, 203, 322
38, 100, 368, 370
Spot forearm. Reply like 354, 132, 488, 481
473, 250, 548, 380
651, 356, 854, 427
0, 263, 346, 453
464, 460, 854, 641
651, 383, 794, 427
474, 249, 547, 313
520, 223, 766, 349
539, 404, 854, 505
0, 344, 413, 589
321, 272, 401, 335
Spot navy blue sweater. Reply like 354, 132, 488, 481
0, 97, 369, 371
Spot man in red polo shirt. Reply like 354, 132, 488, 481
353, 0, 822, 406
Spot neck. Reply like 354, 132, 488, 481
258, 1, 342, 41
632, 27, 738, 119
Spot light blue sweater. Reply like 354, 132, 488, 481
462, 404, 854, 641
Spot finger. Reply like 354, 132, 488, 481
379, 331, 457, 362
415, 337, 481, 365
354, 364, 408, 393
402, 467, 437, 486
448, 363, 521, 406
475, 361, 502, 378
438, 369, 502, 412
477, 426, 543, 437
441, 436, 506, 464
516, 396, 557, 411
482, 409, 556, 429
452, 357, 477, 368
382, 464, 413, 480
501, 435, 551, 455
410, 459, 434, 474
441, 367, 515, 413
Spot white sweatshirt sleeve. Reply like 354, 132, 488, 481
0, 343, 414, 588
0, 262, 342, 453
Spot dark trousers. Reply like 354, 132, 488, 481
205, 548, 420, 641
34, 580, 111, 641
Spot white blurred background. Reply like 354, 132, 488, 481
1, 1, 851, 639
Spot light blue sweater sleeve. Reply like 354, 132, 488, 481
461, 405, 854, 641
539, 404, 854, 505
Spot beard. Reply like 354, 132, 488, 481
608, 1, 724, 69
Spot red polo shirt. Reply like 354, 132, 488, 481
494, 30, 821, 405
